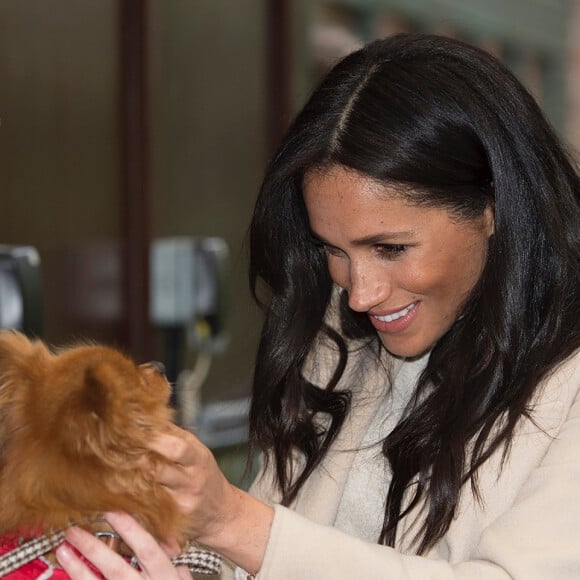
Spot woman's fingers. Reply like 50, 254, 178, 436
175, 566, 194, 580
56, 526, 140, 580
56, 513, 191, 580
149, 430, 217, 508
102, 512, 183, 578
154, 461, 191, 489
55, 543, 98, 580
160, 537, 181, 558
147, 427, 237, 543
149, 429, 202, 466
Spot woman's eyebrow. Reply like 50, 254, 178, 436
310, 230, 416, 247
350, 231, 416, 246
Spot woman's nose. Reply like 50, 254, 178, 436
347, 263, 391, 312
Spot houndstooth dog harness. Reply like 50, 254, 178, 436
0, 531, 221, 577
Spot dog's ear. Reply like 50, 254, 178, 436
0, 330, 51, 441
0, 332, 54, 484
58, 354, 149, 462
80, 361, 116, 422
0, 330, 50, 372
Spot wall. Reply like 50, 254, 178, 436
148, 0, 267, 402
0, 2, 268, 406
0, 1, 123, 344
294, 0, 571, 134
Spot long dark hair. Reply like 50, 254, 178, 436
248, 33, 580, 553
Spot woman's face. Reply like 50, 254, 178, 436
303, 165, 494, 358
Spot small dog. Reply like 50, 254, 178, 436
0, 330, 189, 547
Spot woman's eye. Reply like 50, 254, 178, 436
312, 237, 344, 258
376, 244, 407, 259
323, 244, 344, 258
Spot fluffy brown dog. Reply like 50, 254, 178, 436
0, 330, 189, 546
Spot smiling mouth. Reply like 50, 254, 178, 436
373, 302, 417, 323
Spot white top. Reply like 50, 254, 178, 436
334, 353, 430, 541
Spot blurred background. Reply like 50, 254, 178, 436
0, 0, 579, 485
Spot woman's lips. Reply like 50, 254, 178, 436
369, 302, 419, 334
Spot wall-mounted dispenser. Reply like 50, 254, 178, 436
0, 245, 42, 337
150, 236, 230, 426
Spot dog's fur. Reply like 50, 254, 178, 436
0, 330, 189, 545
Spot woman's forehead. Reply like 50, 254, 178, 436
303, 165, 410, 206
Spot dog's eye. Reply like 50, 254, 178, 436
142, 361, 166, 377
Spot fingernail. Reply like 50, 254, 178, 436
55, 544, 73, 564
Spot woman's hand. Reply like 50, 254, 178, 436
55, 512, 192, 579
151, 426, 274, 575
150, 426, 237, 544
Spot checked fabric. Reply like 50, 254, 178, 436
0, 532, 222, 578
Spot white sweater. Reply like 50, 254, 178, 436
334, 352, 429, 542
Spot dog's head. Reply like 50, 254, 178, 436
0, 330, 187, 543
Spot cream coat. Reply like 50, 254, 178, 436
222, 342, 580, 579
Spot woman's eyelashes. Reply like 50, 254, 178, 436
322, 244, 345, 258
310, 236, 342, 256
375, 244, 408, 259
313, 237, 409, 260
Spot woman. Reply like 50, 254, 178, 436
58, 33, 580, 579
